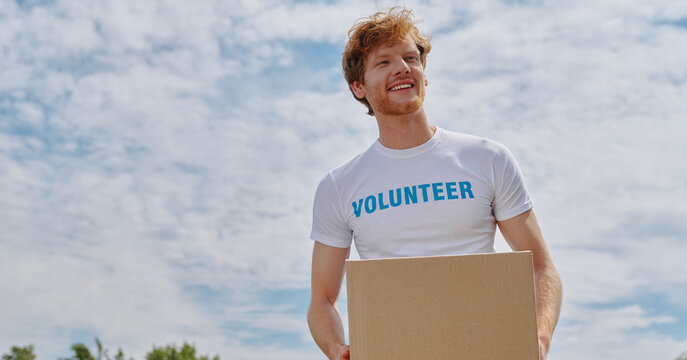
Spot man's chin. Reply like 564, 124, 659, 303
377, 100, 424, 116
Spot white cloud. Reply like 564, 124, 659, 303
553, 304, 687, 360
1, 0, 686, 359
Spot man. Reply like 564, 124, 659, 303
307, 7, 562, 360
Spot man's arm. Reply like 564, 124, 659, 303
497, 209, 562, 360
307, 241, 351, 360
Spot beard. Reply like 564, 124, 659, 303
368, 84, 426, 116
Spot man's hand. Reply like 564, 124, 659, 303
539, 338, 549, 360
335, 345, 350, 360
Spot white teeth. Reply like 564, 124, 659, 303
390, 84, 412, 91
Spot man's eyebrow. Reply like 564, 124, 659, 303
372, 51, 392, 59
367, 46, 419, 64
367, 53, 389, 65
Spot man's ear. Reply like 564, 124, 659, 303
350, 81, 366, 99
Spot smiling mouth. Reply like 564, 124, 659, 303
389, 84, 414, 92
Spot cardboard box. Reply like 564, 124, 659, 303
346, 251, 539, 359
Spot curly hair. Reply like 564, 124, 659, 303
342, 7, 432, 115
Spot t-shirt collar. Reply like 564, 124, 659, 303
373, 126, 443, 159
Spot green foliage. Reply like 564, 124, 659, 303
69, 343, 95, 360
676, 351, 687, 360
145, 343, 218, 360
59, 338, 131, 360
2, 345, 36, 360
113, 349, 126, 360
5, 339, 217, 360
95, 338, 106, 360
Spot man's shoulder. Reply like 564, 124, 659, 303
317, 142, 377, 186
330, 144, 376, 176
438, 127, 511, 158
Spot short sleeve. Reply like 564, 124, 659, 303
492, 145, 533, 221
310, 172, 353, 248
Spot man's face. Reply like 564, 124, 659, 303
351, 34, 427, 117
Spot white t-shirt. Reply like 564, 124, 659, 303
310, 127, 532, 259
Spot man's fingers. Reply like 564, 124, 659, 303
338, 345, 350, 360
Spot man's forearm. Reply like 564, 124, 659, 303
534, 262, 562, 352
307, 299, 347, 359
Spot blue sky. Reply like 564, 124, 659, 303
1, 0, 687, 359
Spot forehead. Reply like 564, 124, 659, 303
366, 35, 419, 59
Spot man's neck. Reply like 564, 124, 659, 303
375, 108, 435, 150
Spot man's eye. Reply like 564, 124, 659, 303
378, 61, 389, 66
405, 56, 418, 61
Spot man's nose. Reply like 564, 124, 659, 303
393, 57, 411, 75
